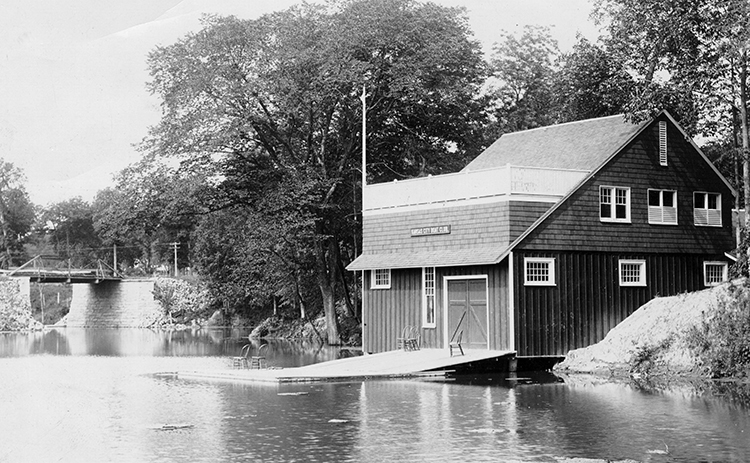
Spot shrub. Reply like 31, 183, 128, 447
151, 278, 212, 327
685, 280, 750, 378
0, 279, 43, 331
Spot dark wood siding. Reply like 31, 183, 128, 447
363, 263, 511, 353
512, 250, 728, 357
518, 116, 735, 254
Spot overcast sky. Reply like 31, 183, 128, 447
0, 0, 598, 206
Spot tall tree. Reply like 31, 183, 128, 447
141, 0, 487, 344
485, 25, 559, 136
0, 159, 34, 268
42, 197, 101, 266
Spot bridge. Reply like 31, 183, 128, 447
8, 255, 122, 283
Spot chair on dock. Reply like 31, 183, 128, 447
232, 344, 251, 369
250, 344, 268, 369
398, 326, 421, 351
449, 330, 464, 357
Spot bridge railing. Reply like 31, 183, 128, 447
8, 255, 122, 281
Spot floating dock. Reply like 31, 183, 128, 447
176, 349, 516, 383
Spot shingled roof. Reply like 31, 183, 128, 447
462, 114, 646, 172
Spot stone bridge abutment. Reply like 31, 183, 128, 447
63, 279, 160, 327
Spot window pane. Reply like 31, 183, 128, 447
527, 261, 550, 282
600, 188, 612, 204
663, 191, 674, 207
616, 204, 627, 219
707, 193, 718, 209
694, 192, 705, 208
648, 190, 660, 206
601, 203, 612, 218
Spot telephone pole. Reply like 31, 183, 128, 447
169, 242, 180, 277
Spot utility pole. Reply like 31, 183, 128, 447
169, 242, 180, 277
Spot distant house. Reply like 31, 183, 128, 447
347, 111, 736, 359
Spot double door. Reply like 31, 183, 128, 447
446, 278, 488, 350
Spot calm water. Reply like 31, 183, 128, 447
1, 328, 749, 462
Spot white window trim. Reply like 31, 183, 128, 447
693, 191, 722, 227
422, 267, 436, 328
703, 261, 728, 287
524, 257, 556, 286
619, 259, 647, 287
371, 269, 391, 289
648, 189, 678, 225
599, 185, 631, 223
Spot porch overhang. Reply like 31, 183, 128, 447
346, 246, 508, 271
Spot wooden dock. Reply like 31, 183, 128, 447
176, 349, 516, 383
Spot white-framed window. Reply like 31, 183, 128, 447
422, 267, 436, 328
524, 257, 556, 286
371, 269, 391, 289
600, 186, 631, 222
659, 120, 668, 166
703, 261, 728, 286
694, 192, 722, 227
619, 259, 646, 287
648, 189, 677, 225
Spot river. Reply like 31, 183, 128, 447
0, 327, 748, 462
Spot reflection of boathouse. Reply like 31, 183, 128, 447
348, 111, 735, 359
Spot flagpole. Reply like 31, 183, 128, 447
360, 85, 367, 188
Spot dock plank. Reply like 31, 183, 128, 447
176, 349, 515, 383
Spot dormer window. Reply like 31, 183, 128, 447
659, 121, 668, 166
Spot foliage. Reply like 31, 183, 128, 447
0, 279, 42, 331
93, 155, 203, 274
141, 0, 487, 343
41, 197, 102, 267
685, 280, 750, 378
150, 277, 212, 327
0, 159, 35, 268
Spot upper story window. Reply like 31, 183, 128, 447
703, 261, 728, 286
658, 121, 668, 166
524, 257, 556, 286
372, 269, 391, 289
619, 259, 646, 287
694, 192, 722, 227
600, 186, 630, 222
422, 267, 436, 328
648, 189, 677, 225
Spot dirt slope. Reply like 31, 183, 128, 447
554, 282, 733, 376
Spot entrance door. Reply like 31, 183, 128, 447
446, 278, 488, 350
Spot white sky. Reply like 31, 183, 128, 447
0, 0, 599, 206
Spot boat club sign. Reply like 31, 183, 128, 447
410, 225, 451, 237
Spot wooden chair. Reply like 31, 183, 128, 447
404, 326, 421, 351
397, 325, 413, 350
232, 344, 251, 369
449, 330, 464, 357
250, 343, 268, 369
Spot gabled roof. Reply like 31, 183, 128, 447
462, 114, 646, 172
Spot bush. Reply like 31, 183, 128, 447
685, 280, 750, 378
0, 279, 43, 331
150, 277, 212, 327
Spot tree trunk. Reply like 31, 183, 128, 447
314, 224, 341, 345
740, 57, 750, 229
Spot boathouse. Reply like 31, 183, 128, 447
347, 111, 736, 359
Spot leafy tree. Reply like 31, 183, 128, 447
93, 155, 202, 275
552, 37, 634, 122
0, 159, 35, 268
41, 197, 101, 267
141, 0, 487, 344
485, 25, 559, 136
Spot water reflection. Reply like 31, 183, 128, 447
0, 330, 748, 462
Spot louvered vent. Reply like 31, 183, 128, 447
659, 121, 668, 166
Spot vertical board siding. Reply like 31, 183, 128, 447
363, 263, 510, 353
513, 251, 723, 356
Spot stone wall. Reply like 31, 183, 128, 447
63, 279, 160, 328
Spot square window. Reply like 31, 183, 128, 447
600, 186, 630, 222
524, 257, 555, 286
694, 192, 722, 227
703, 262, 727, 286
372, 269, 391, 289
648, 189, 677, 225
619, 259, 646, 286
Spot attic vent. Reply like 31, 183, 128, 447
658, 121, 668, 166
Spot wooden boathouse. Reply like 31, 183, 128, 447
347, 111, 736, 361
